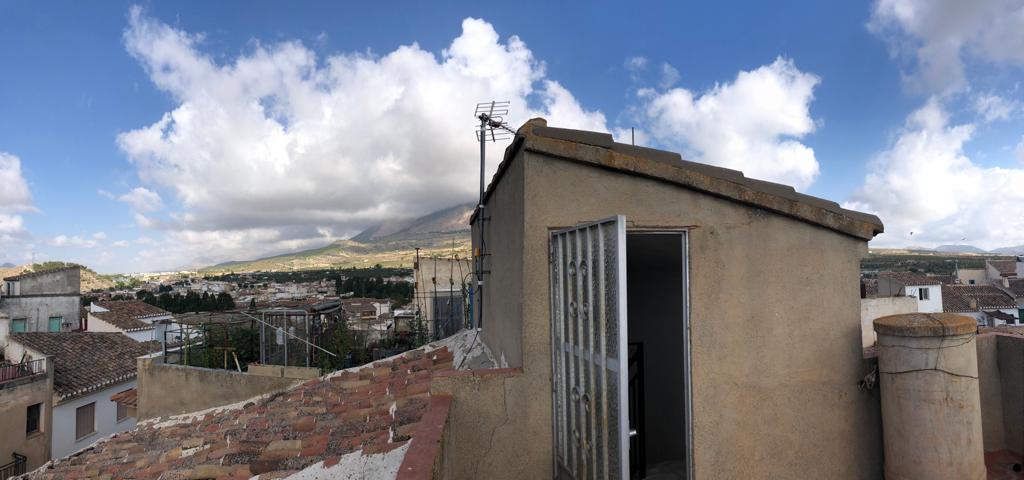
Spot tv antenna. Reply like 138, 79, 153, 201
472, 100, 515, 331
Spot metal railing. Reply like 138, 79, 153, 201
0, 358, 45, 384
0, 452, 27, 480
628, 342, 646, 480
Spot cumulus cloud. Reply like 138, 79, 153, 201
624, 56, 648, 72
48, 235, 98, 249
637, 57, 821, 190
111, 240, 130, 248
847, 97, 1024, 248
870, 0, 1024, 92
972, 92, 1019, 122
97, 189, 115, 200
0, 152, 34, 242
659, 63, 680, 89
116, 9, 610, 269
118, 187, 163, 212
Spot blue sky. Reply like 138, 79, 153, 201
2, 0, 1024, 273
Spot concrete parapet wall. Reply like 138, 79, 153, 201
247, 364, 321, 380
137, 357, 299, 420
996, 334, 1024, 454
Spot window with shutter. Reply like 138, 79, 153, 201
76, 403, 95, 440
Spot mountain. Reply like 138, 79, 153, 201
990, 245, 1024, 255
0, 262, 14, 268
933, 244, 988, 254
200, 203, 474, 273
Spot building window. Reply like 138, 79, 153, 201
75, 403, 95, 440
919, 288, 930, 301
26, 403, 41, 435
48, 316, 63, 332
969, 279, 976, 285
11, 318, 27, 332
116, 394, 130, 422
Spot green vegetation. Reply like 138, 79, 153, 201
862, 250, 1012, 275
135, 290, 236, 313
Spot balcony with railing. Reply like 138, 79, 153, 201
0, 453, 26, 480
0, 358, 46, 386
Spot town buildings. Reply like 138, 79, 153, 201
0, 314, 53, 476
0, 268, 80, 333
877, 271, 943, 313
412, 257, 471, 339
86, 300, 175, 344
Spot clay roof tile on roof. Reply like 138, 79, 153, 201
9, 332, 158, 401
475, 119, 884, 241
23, 346, 459, 480
942, 285, 1017, 312
989, 259, 1018, 277
91, 300, 169, 332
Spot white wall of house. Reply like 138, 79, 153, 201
86, 314, 155, 342
903, 284, 943, 313
860, 296, 919, 349
51, 380, 137, 460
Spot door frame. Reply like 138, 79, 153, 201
625, 228, 693, 480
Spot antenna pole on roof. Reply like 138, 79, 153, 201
473, 100, 513, 331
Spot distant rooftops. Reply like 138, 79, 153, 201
477, 118, 884, 240
90, 300, 170, 332
879, 271, 941, 287
9, 332, 157, 401
942, 285, 1017, 312
988, 259, 1019, 277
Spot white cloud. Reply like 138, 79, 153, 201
869, 0, 1024, 92
624, 56, 648, 72
118, 187, 163, 212
848, 97, 1024, 248
92, 232, 107, 240
638, 57, 821, 190
659, 63, 680, 89
0, 152, 34, 242
111, 240, 130, 248
97, 189, 115, 200
48, 235, 98, 249
972, 92, 1019, 122
116, 9, 608, 269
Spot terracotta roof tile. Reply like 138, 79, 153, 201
91, 301, 169, 332
110, 388, 138, 408
942, 285, 1017, 312
9, 332, 158, 401
988, 260, 1018, 277
24, 347, 456, 479
879, 271, 939, 286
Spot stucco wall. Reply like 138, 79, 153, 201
466, 149, 883, 479
996, 334, 1024, 454
1, 296, 79, 333
0, 359, 53, 471
10, 269, 80, 295
52, 381, 137, 460
977, 334, 1006, 452
474, 152, 525, 370
861, 296, 918, 349
136, 356, 299, 420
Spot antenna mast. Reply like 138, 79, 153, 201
472, 101, 514, 330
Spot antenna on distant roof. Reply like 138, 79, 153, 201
472, 100, 515, 332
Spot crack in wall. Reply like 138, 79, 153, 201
474, 375, 513, 478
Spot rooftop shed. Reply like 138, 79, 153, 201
463, 118, 884, 479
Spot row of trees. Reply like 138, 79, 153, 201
135, 290, 236, 313
335, 275, 412, 306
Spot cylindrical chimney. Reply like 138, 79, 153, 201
873, 313, 985, 480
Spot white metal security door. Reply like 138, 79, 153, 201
550, 216, 629, 480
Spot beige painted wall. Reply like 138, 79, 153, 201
136, 356, 299, 420
996, 334, 1024, 453
977, 334, 1006, 452
861, 296, 918, 348
462, 149, 883, 479
0, 358, 53, 471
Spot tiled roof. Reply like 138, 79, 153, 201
1007, 279, 1024, 298
91, 300, 169, 332
942, 285, 1017, 312
879, 271, 939, 286
110, 387, 138, 409
2, 266, 79, 281
988, 260, 1018, 277
985, 310, 1017, 321
928, 274, 957, 285
475, 118, 884, 240
24, 347, 456, 480
9, 332, 158, 401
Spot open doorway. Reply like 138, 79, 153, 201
626, 232, 690, 480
